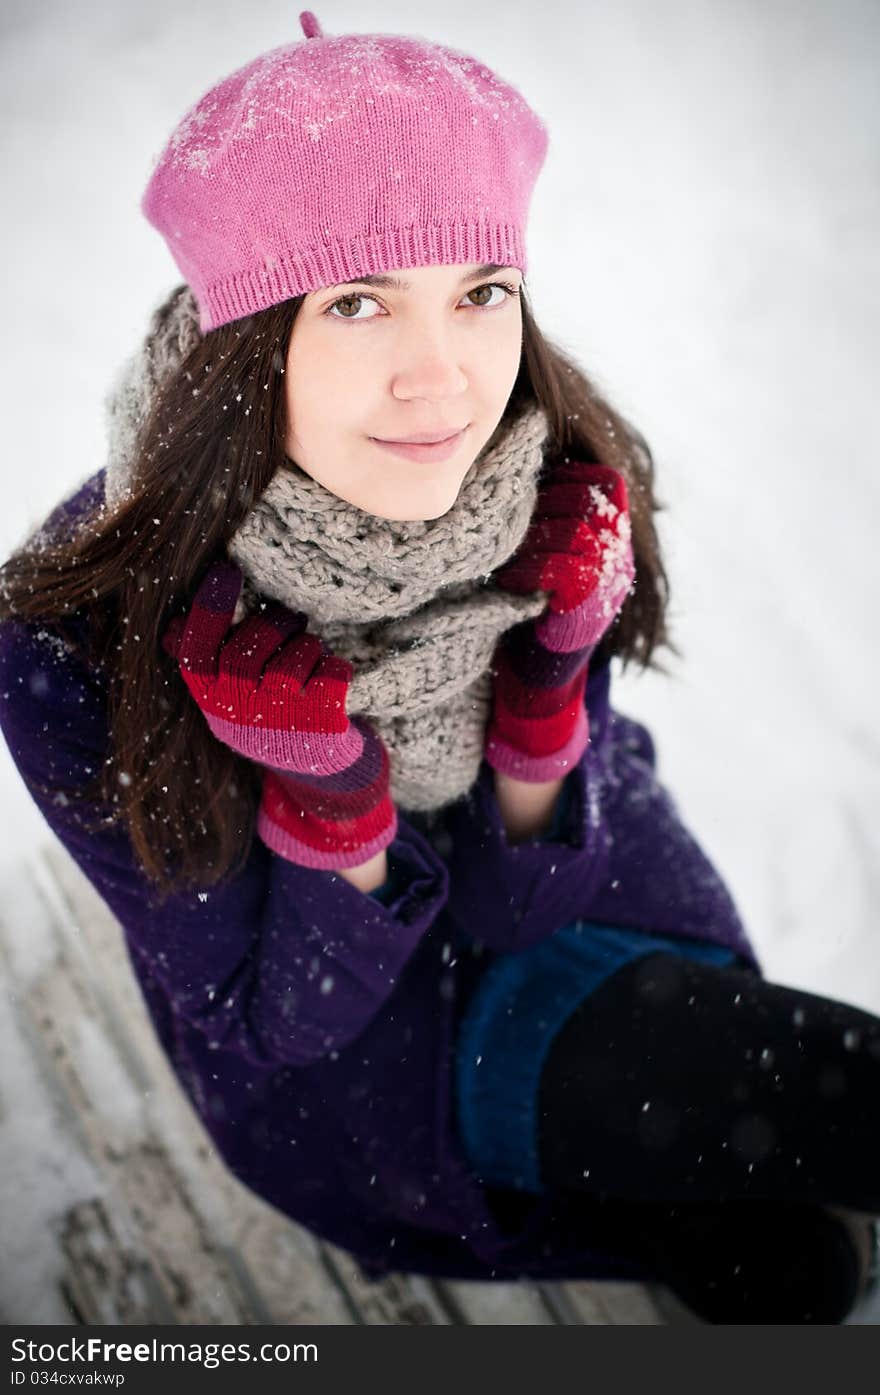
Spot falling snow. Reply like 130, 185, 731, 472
0, 0, 877, 1328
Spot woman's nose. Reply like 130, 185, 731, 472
391, 339, 468, 400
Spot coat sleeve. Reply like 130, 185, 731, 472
442, 657, 760, 969
0, 617, 451, 1069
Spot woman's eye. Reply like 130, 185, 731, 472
462, 282, 518, 310
325, 281, 519, 321
326, 293, 381, 321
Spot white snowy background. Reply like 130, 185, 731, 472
0, 0, 877, 1316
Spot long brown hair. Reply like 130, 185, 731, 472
0, 281, 680, 902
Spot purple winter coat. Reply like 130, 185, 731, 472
0, 470, 761, 1285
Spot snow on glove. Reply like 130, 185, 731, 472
162, 558, 397, 870
485, 461, 636, 782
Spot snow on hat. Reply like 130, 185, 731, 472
141, 9, 549, 332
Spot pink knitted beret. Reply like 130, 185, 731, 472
141, 9, 549, 333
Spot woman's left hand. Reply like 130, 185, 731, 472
493, 460, 635, 651
483, 461, 635, 782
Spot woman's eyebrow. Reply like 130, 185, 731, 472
328, 263, 514, 292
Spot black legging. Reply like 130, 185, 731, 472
535, 952, 880, 1322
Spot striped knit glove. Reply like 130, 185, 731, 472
161, 558, 397, 870
485, 461, 635, 781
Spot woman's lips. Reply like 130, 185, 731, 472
369, 427, 468, 463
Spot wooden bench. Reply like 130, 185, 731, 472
0, 842, 690, 1325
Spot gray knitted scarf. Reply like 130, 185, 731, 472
103, 286, 551, 811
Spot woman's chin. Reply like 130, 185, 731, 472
369, 479, 466, 523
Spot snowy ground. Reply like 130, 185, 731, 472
0, 0, 877, 1319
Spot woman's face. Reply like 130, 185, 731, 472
282, 261, 524, 521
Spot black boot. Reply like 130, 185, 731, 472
637, 1196, 865, 1324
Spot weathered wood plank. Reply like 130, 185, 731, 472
3, 895, 261, 1321
0, 910, 96, 1325
59, 1197, 176, 1325
228, 1211, 353, 1325
435, 1278, 555, 1324
3, 842, 670, 1325
318, 1244, 456, 1324
2, 851, 351, 1323
547, 1278, 665, 1325
33, 842, 451, 1325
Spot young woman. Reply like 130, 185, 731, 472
1, 11, 877, 1323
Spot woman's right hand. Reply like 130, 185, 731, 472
161, 558, 364, 775
163, 558, 398, 870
